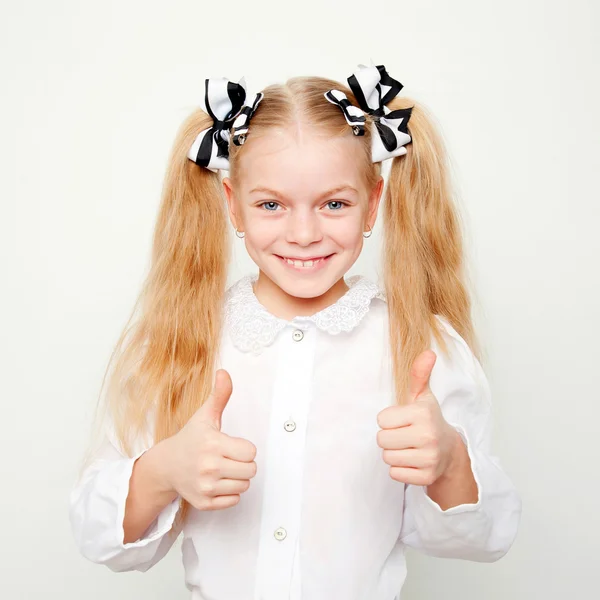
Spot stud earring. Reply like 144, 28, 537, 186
363, 224, 373, 238
235, 228, 245, 239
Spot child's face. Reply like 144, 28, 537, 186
222, 127, 383, 300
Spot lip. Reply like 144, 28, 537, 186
277, 254, 333, 261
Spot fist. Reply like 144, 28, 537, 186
376, 350, 457, 486
162, 369, 257, 510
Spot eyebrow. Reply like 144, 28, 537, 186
249, 184, 358, 200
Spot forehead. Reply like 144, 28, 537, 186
235, 128, 367, 195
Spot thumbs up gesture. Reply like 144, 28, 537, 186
161, 369, 257, 510
376, 350, 459, 486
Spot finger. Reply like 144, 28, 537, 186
381, 448, 431, 468
211, 478, 251, 497
219, 456, 257, 480
376, 426, 421, 450
377, 404, 419, 429
199, 369, 233, 430
389, 466, 431, 486
221, 434, 257, 463
407, 350, 437, 401
201, 494, 241, 510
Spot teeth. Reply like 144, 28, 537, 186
284, 257, 323, 268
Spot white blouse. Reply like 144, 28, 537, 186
69, 273, 522, 600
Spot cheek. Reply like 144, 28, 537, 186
244, 222, 279, 250
327, 218, 364, 248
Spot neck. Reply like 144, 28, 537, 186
252, 270, 350, 320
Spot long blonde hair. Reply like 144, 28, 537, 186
81, 73, 482, 534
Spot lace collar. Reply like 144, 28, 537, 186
223, 273, 387, 354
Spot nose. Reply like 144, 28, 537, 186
285, 208, 323, 246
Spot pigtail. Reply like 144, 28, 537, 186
148, 110, 230, 439
84, 108, 231, 530
382, 98, 481, 405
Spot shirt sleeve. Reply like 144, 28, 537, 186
68, 418, 184, 573
398, 315, 522, 562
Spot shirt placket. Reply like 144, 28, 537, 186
253, 322, 315, 600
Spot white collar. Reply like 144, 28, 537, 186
223, 273, 387, 354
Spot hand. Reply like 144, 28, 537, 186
376, 350, 460, 486
160, 369, 257, 510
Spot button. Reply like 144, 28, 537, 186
284, 419, 296, 432
274, 527, 287, 541
292, 329, 304, 341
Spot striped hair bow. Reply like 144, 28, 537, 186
324, 89, 367, 135
187, 76, 263, 172
325, 62, 413, 163
230, 91, 264, 146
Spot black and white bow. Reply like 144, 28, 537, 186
230, 92, 264, 147
324, 89, 367, 135
187, 76, 262, 172
325, 61, 413, 162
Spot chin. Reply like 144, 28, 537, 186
274, 260, 343, 298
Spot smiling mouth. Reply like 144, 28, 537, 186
275, 254, 334, 267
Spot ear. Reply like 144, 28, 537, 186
222, 177, 240, 231
366, 176, 384, 229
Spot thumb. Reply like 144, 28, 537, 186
407, 350, 436, 402
198, 369, 233, 430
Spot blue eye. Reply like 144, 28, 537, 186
327, 200, 346, 210
259, 201, 280, 211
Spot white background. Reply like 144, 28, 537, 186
1, 0, 598, 598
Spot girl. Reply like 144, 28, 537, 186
69, 61, 522, 599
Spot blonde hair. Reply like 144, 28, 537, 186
81, 73, 482, 535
